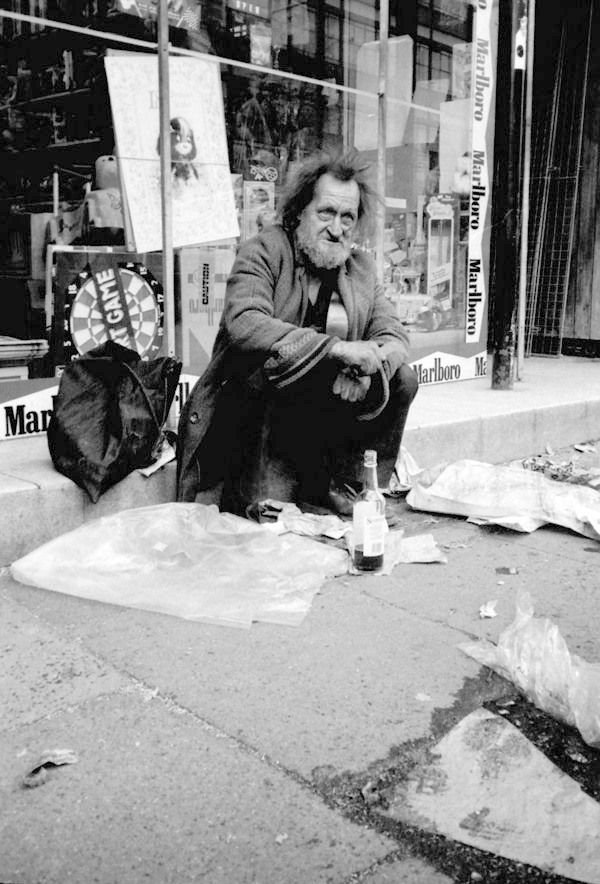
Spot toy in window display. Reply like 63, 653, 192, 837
159, 117, 200, 184
82, 155, 125, 246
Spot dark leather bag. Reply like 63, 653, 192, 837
47, 341, 182, 503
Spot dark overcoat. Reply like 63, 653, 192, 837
176, 225, 410, 502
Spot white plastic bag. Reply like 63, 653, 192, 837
459, 593, 600, 747
11, 503, 349, 629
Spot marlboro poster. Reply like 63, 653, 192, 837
466, 0, 494, 344
104, 55, 240, 253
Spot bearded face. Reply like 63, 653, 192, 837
295, 173, 359, 271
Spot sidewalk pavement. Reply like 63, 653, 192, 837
1, 354, 600, 883
2, 481, 600, 882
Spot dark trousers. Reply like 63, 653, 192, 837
220, 362, 419, 513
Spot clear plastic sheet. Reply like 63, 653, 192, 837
11, 504, 349, 628
459, 593, 600, 747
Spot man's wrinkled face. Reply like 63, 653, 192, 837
295, 173, 360, 270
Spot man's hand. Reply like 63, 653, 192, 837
332, 371, 372, 402
330, 340, 383, 376
377, 341, 402, 377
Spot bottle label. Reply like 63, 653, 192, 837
353, 501, 386, 557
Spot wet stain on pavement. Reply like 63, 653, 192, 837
310, 668, 599, 883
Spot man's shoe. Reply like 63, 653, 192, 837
327, 482, 402, 527
327, 483, 357, 517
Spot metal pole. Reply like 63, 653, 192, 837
516, 0, 535, 379
376, 0, 389, 283
158, 0, 176, 362
491, 0, 524, 389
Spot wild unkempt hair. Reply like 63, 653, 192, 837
277, 149, 378, 238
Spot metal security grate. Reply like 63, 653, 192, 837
524, 5, 592, 356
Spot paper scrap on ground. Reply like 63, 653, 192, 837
273, 502, 349, 539
379, 708, 600, 883
347, 530, 447, 575
252, 499, 447, 570
479, 599, 498, 619
388, 445, 424, 493
406, 459, 600, 540
137, 438, 176, 477
11, 504, 349, 629
22, 749, 78, 788
459, 593, 600, 747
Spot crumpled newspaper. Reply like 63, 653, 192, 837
252, 500, 447, 570
254, 500, 349, 539
407, 459, 600, 540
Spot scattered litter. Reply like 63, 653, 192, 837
395, 533, 447, 565
22, 749, 78, 788
275, 833, 289, 845
346, 530, 447, 575
568, 751, 589, 764
361, 780, 382, 806
459, 593, 600, 748
11, 504, 447, 628
497, 580, 505, 586
388, 446, 423, 493
545, 443, 555, 455
406, 459, 600, 540
575, 444, 597, 453
137, 437, 176, 477
248, 500, 348, 539
496, 566, 519, 575
522, 451, 600, 488
479, 600, 498, 619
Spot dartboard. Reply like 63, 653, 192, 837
64, 263, 164, 360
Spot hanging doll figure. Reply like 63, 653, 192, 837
158, 117, 200, 184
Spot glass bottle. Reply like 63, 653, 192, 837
352, 449, 386, 573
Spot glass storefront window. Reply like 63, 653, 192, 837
0, 0, 497, 388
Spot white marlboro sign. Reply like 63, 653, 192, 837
0, 381, 59, 442
410, 350, 487, 386
0, 374, 202, 442
466, 0, 494, 343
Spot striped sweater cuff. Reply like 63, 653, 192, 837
264, 336, 336, 389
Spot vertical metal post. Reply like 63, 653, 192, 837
158, 0, 176, 362
376, 0, 389, 283
516, 0, 535, 379
491, 0, 524, 389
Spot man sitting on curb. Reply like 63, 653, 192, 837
176, 150, 419, 516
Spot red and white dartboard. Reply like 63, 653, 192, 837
64, 262, 164, 361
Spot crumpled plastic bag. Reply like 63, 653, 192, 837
459, 593, 600, 747
388, 446, 426, 493
407, 459, 600, 540
11, 504, 349, 629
